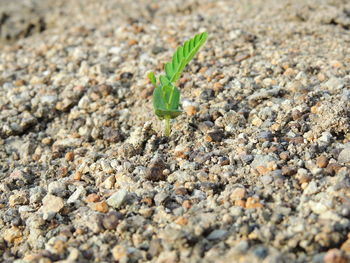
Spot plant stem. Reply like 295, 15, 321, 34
164, 117, 171, 136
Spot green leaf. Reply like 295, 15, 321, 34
153, 84, 181, 120
169, 85, 180, 110
147, 71, 157, 87
164, 32, 207, 84
159, 75, 170, 87
155, 109, 182, 119
153, 86, 166, 112
162, 85, 173, 108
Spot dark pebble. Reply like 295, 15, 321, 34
102, 211, 122, 230
200, 89, 215, 101
145, 158, 167, 181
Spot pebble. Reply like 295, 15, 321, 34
65, 151, 74, 162
67, 185, 86, 204
9, 191, 28, 207
324, 77, 344, 91
230, 188, 246, 201
303, 181, 319, 195
207, 229, 227, 240
145, 158, 167, 181
246, 197, 263, 209
251, 155, 277, 169
40, 194, 64, 220
48, 181, 66, 196
102, 211, 121, 230
338, 147, 350, 163
92, 201, 109, 213
324, 248, 348, 263
205, 130, 225, 142
3, 226, 22, 243
316, 155, 329, 168
106, 189, 128, 209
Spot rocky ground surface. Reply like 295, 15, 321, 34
1, 0, 350, 262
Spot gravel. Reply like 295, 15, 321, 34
1, 0, 350, 262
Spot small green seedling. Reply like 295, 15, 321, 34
148, 32, 208, 136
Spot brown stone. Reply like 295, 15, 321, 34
73, 171, 82, 181
93, 201, 109, 213
184, 105, 197, 116
174, 216, 188, 225
145, 158, 168, 182
230, 188, 246, 201
174, 187, 188, 196
256, 166, 269, 175
213, 82, 223, 92
234, 199, 246, 208
182, 200, 192, 209
57, 167, 68, 177
282, 166, 297, 177
141, 196, 153, 206
65, 152, 74, 162
279, 151, 289, 160
341, 238, 350, 253
53, 239, 66, 254
205, 130, 225, 142
174, 146, 190, 159
316, 155, 329, 168
324, 248, 349, 263
325, 163, 342, 175
246, 197, 263, 209
86, 193, 100, 203
128, 39, 138, 46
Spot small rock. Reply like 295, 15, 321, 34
112, 245, 128, 261
148, 239, 163, 257
103, 127, 124, 143
246, 197, 263, 209
324, 248, 348, 263
174, 145, 190, 159
67, 185, 86, 204
65, 152, 74, 162
205, 130, 225, 142
41, 194, 64, 220
9, 191, 28, 206
84, 213, 104, 233
253, 246, 268, 259
85, 193, 100, 203
154, 191, 170, 206
106, 189, 128, 208
282, 166, 297, 177
207, 229, 227, 240
340, 238, 350, 253
3, 226, 22, 243
230, 188, 246, 201
102, 211, 122, 230
251, 155, 277, 169
316, 155, 329, 168
257, 131, 273, 142
145, 158, 167, 181
324, 77, 344, 91
303, 181, 319, 195
200, 89, 215, 100
103, 175, 116, 189
261, 174, 273, 185
338, 147, 350, 163
184, 105, 198, 116
92, 201, 109, 213
48, 181, 66, 196
256, 166, 270, 175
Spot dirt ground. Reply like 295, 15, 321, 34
0, 0, 350, 262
